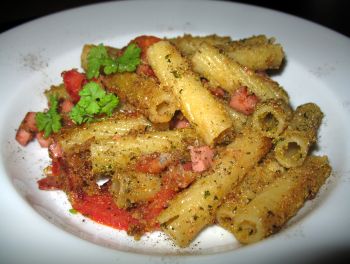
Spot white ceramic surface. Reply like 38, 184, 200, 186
1, 1, 349, 263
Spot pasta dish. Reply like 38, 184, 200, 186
15, 34, 331, 247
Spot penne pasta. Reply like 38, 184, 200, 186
90, 128, 198, 177
274, 103, 323, 168
252, 99, 292, 138
147, 40, 233, 145
191, 42, 289, 102
110, 171, 162, 208
171, 34, 284, 71
54, 112, 152, 153
157, 127, 272, 247
103, 72, 179, 123
216, 35, 284, 71
232, 156, 331, 244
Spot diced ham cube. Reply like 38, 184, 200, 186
189, 146, 215, 172
15, 128, 34, 146
229, 86, 259, 115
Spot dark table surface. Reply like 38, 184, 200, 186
0, 0, 349, 38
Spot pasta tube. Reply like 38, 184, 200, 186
274, 103, 323, 168
169, 34, 231, 56
191, 42, 289, 102
147, 40, 233, 145
110, 171, 161, 208
103, 72, 179, 123
90, 128, 197, 176
252, 99, 292, 138
232, 156, 331, 244
170, 34, 284, 71
157, 127, 272, 247
216, 35, 284, 71
54, 113, 152, 152
216, 154, 284, 233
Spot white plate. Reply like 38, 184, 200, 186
1, 0, 350, 263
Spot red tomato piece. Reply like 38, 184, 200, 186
71, 192, 139, 230
130, 35, 161, 60
135, 153, 172, 174
62, 69, 86, 103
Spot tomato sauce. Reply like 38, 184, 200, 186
70, 192, 139, 230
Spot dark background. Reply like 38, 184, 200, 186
0, 0, 349, 37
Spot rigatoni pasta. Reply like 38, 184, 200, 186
274, 103, 323, 168
103, 72, 179, 123
171, 34, 285, 71
191, 42, 289, 102
216, 154, 284, 233
252, 99, 292, 138
90, 128, 198, 176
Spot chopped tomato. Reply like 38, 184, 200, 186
135, 153, 172, 174
15, 128, 34, 146
36, 132, 52, 148
229, 86, 259, 115
71, 192, 139, 230
62, 69, 86, 103
139, 188, 177, 227
189, 146, 215, 172
130, 35, 161, 60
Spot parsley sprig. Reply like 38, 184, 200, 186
87, 43, 141, 79
35, 96, 62, 137
69, 82, 119, 124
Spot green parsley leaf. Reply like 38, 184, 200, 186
86, 43, 141, 79
35, 96, 62, 137
69, 82, 119, 125
115, 43, 141, 73
86, 44, 111, 79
